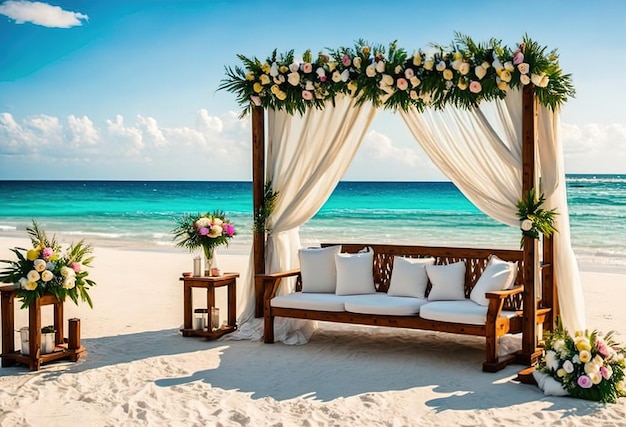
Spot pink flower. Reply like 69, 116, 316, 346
396, 78, 408, 91
42, 247, 54, 260
577, 375, 593, 389
469, 81, 482, 94
600, 366, 611, 380
342, 54, 351, 67
302, 63, 313, 73
199, 227, 209, 236
302, 90, 313, 100
71, 262, 81, 273
319, 75, 326, 82
250, 95, 261, 106
596, 339, 610, 358
513, 51, 524, 65
224, 224, 235, 236
404, 68, 415, 79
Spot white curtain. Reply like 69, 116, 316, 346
400, 89, 586, 332
232, 95, 377, 342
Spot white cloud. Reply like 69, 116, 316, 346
0, 0, 88, 28
362, 129, 422, 167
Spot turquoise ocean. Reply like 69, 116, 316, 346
0, 175, 624, 271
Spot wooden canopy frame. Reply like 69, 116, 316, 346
249, 84, 557, 366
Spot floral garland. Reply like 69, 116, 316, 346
219, 33, 575, 117
537, 317, 626, 403
516, 188, 558, 248
0, 221, 97, 309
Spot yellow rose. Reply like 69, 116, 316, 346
579, 350, 591, 363
412, 53, 422, 66
499, 70, 512, 83
497, 80, 508, 91
443, 69, 453, 80
279, 65, 289, 74
260, 74, 271, 85
457, 79, 468, 90
253, 82, 263, 93
452, 52, 462, 61
589, 371, 603, 385
261, 63, 270, 74
271, 84, 280, 95
27, 249, 39, 261
361, 45, 370, 56
328, 62, 337, 72
347, 80, 357, 94
245, 72, 255, 81
556, 368, 566, 378
276, 91, 287, 101
576, 339, 591, 352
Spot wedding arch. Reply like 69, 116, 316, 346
219, 34, 584, 365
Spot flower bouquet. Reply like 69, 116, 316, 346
172, 211, 236, 274
536, 317, 626, 403
0, 221, 97, 309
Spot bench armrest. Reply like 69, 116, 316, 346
485, 286, 523, 322
485, 285, 523, 300
255, 269, 301, 301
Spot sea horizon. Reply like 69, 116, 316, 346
1, 174, 625, 273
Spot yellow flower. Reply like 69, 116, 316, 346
279, 65, 289, 74
361, 45, 370, 56
499, 70, 512, 83
589, 371, 603, 385
347, 80, 357, 94
328, 62, 337, 72
443, 69, 453, 80
412, 53, 422, 66
457, 79, 468, 90
556, 368, 566, 378
270, 84, 280, 95
275, 91, 287, 101
261, 63, 270, 74
452, 52, 462, 61
260, 74, 271, 85
245, 72, 255, 81
579, 350, 591, 363
26, 249, 39, 261
497, 80, 508, 91
576, 339, 591, 352
253, 82, 263, 93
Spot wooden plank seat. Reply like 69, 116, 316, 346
257, 243, 550, 372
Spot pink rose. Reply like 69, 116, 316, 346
469, 81, 482, 94
302, 90, 313, 100
199, 227, 209, 236
404, 68, 415, 79
302, 63, 313, 73
42, 247, 54, 259
396, 78, 408, 91
513, 51, 524, 65
577, 375, 593, 389
342, 54, 351, 67
250, 95, 261, 106
319, 75, 326, 82
595, 339, 610, 358
72, 262, 81, 273
224, 224, 235, 236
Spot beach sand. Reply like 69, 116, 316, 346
0, 236, 625, 426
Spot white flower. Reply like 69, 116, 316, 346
269, 62, 279, 77
365, 64, 376, 77
492, 55, 503, 72
381, 74, 394, 86
504, 61, 515, 72
539, 74, 550, 88
33, 259, 46, 272
394, 64, 402, 74
563, 359, 574, 373
474, 65, 487, 80
289, 62, 299, 73
27, 270, 40, 282
545, 350, 559, 371
63, 277, 76, 289
61, 266, 76, 278
208, 225, 223, 238
21, 278, 38, 291
305, 80, 314, 91
409, 90, 419, 100
196, 217, 211, 228
517, 63, 530, 75
340, 69, 350, 82
451, 59, 462, 70
287, 72, 300, 86
459, 62, 470, 75
41, 270, 54, 282
316, 67, 326, 79
435, 61, 446, 72
353, 57, 362, 68
423, 60, 434, 71
521, 219, 533, 232
404, 68, 414, 79
331, 71, 341, 83
273, 74, 285, 84
520, 74, 531, 85
531, 73, 545, 87
375, 60, 385, 73
410, 76, 421, 87
589, 371, 603, 385
481, 61, 490, 69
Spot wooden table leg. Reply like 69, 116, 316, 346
228, 279, 236, 327
54, 300, 64, 347
183, 282, 193, 330
1, 291, 16, 367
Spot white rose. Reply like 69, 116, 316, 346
269, 62, 279, 77
27, 270, 40, 282
451, 59, 462, 70
474, 65, 487, 80
208, 225, 223, 238
435, 61, 446, 72
305, 80, 314, 91
41, 270, 54, 282
540, 75, 549, 88
365, 64, 376, 77
289, 62, 299, 73
63, 277, 76, 290
375, 60, 385, 73
394, 65, 402, 74
517, 63, 530, 75
381, 74, 394, 86
196, 217, 211, 228
353, 56, 362, 68
287, 72, 300, 86
409, 90, 419, 100
521, 219, 533, 232
504, 61, 515, 72
423, 60, 434, 71
459, 62, 470, 75
61, 266, 75, 278
531, 73, 544, 86
562, 360, 574, 373
404, 68, 414, 79
21, 278, 38, 291
316, 67, 326, 79
340, 69, 350, 82
520, 74, 531, 85
331, 71, 341, 83
33, 259, 46, 272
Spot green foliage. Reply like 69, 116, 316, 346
218, 34, 575, 118
254, 182, 279, 234
516, 188, 558, 248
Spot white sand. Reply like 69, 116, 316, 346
1, 236, 625, 426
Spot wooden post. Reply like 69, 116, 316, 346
519, 84, 541, 366
252, 106, 266, 318
542, 235, 557, 331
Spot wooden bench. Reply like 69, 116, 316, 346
257, 243, 550, 372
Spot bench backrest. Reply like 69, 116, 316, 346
320, 243, 525, 310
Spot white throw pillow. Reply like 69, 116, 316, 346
299, 245, 341, 293
488, 255, 519, 290
426, 261, 466, 301
469, 255, 518, 306
335, 251, 376, 296
387, 256, 435, 298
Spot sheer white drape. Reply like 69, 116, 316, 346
232, 95, 377, 343
400, 89, 585, 332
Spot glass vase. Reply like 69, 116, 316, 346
203, 247, 214, 277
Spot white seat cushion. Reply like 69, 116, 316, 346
344, 293, 427, 316
419, 300, 518, 325
271, 292, 346, 312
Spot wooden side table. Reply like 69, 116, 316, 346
179, 273, 238, 339
1, 285, 87, 371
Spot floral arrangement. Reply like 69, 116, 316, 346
0, 221, 97, 309
537, 318, 626, 403
516, 188, 558, 248
172, 211, 236, 259
219, 33, 575, 118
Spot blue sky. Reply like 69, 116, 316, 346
1, 0, 625, 181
